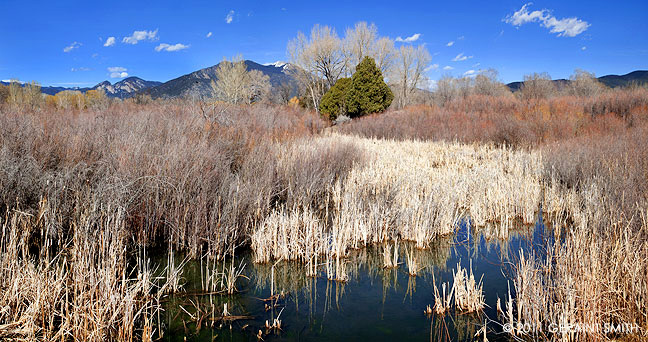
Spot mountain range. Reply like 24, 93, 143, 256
505, 70, 648, 92
3, 65, 646, 99
143, 60, 295, 99
0, 77, 161, 99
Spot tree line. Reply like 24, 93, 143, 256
0, 80, 111, 110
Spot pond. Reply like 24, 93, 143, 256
156, 213, 550, 341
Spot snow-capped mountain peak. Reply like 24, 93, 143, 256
263, 61, 288, 69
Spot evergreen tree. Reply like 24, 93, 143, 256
346, 56, 393, 117
319, 77, 351, 120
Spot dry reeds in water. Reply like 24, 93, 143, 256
452, 261, 485, 313
432, 273, 453, 315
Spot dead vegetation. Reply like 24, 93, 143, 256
0, 85, 647, 340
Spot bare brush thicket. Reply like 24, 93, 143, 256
251, 133, 542, 282
0, 79, 647, 340
0, 101, 330, 339
337, 86, 648, 340
337, 87, 648, 147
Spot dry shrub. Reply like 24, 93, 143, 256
0, 101, 337, 339
336, 88, 648, 149
507, 124, 648, 340
0, 102, 327, 258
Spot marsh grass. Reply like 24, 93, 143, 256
432, 274, 453, 315
1, 87, 647, 340
504, 126, 648, 340
250, 133, 543, 276
452, 261, 485, 313
0, 200, 170, 341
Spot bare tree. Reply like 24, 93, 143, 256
343, 22, 396, 76
389, 45, 431, 109
434, 75, 459, 105
8, 79, 22, 106
7, 80, 44, 109
23, 81, 43, 110
373, 37, 397, 75
473, 69, 511, 97
247, 70, 271, 104
211, 55, 271, 105
569, 69, 605, 97
287, 25, 345, 112
0, 84, 8, 104
212, 55, 250, 104
276, 82, 294, 104
343, 22, 378, 74
520, 72, 556, 101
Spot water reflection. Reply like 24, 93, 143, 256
157, 213, 549, 341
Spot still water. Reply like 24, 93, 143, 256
158, 214, 549, 341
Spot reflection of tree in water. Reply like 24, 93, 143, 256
455, 217, 539, 263
429, 311, 483, 342
162, 292, 250, 337
159, 226, 536, 340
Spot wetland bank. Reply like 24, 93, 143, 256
1, 87, 648, 341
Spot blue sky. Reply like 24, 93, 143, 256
1, 0, 646, 87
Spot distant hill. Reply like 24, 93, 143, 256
93, 77, 162, 99
5, 67, 645, 100
598, 70, 648, 88
506, 70, 648, 92
1, 77, 161, 99
143, 60, 297, 99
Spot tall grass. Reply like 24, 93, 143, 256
250, 134, 542, 276
0, 102, 328, 339
1, 86, 647, 340
335, 87, 648, 148
505, 126, 648, 341
0, 199, 165, 341
335, 87, 648, 340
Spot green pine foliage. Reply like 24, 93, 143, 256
346, 57, 393, 117
319, 77, 351, 120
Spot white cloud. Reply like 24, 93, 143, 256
108, 66, 127, 72
104, 37, 116, 47
504, 3, 590, 37
63, 42, 81, 53
457, 36, 465, 40
206, 32, 213, 38
71, 67, 90, 72
581, 46, 587, 51
424, 64, 439, 72
446, 41, 454, 47
155, 43, 190, 52
225, 10, 234, 24
452, 53, 473, 62
463, 70, 477, 77
395, 33, 421, 43
443, 66, 454, 70
108, 66, 128, 78
505, 3, 547, 26
122, 29, 158, 44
